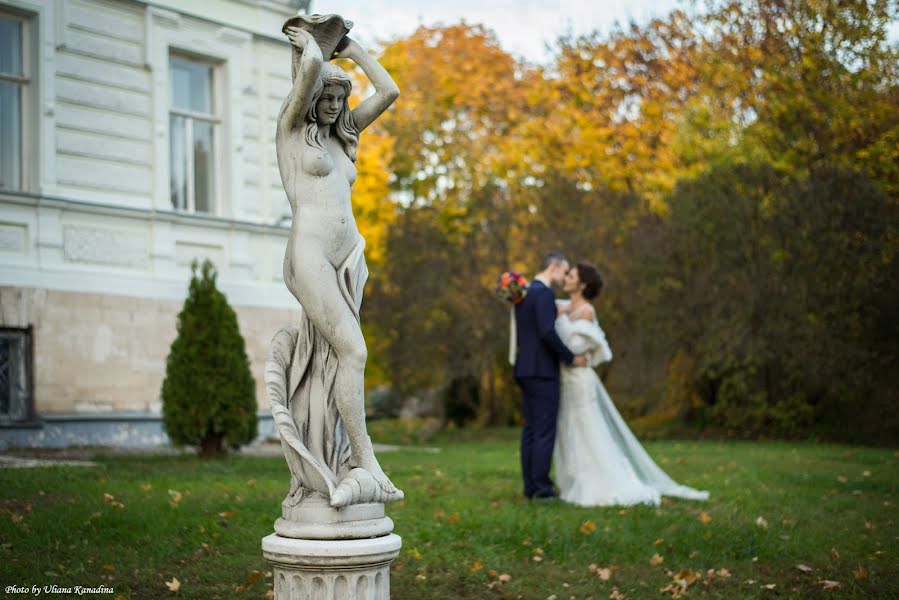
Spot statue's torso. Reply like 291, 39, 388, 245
277, 126, 360, 267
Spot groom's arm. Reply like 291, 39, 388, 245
534, 289, 575, 366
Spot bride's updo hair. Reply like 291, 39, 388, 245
576, 262, 604, 300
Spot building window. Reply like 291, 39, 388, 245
169, 55, 219, 214
0, 328, 33, 425
0, 12, 30, 192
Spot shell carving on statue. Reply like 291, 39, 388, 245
281, 13, 353, 59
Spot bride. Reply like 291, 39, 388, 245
553, 262, 709, 506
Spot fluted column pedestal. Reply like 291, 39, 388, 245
262, 533, 401, 600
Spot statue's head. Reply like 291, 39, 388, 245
303, 62, 358, 162
308, 63, 353, 127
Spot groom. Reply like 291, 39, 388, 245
514, 251, 586, 500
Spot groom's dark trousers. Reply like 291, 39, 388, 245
514, 279, 575, 498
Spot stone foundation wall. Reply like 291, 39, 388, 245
0, 286, 299, 416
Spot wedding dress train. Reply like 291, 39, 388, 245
553, 307, 709, 506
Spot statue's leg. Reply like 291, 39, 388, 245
284, 244, 398, 495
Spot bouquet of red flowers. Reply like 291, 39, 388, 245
496, 271, 529, 304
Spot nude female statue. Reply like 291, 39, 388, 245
275, 21, 400, 504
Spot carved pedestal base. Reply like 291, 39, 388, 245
262, 533, 401, 600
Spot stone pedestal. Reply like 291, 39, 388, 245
276, 497, 394, 540
262, 533, 401, 600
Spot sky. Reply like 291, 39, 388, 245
309, 0, 685, 63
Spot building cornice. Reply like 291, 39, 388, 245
0, 191, 291, 237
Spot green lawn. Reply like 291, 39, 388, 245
1, 428, 896, 599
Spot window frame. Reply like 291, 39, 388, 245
0, 8, 33, 193
0, 326, 35, 427
168, 52, 223, 215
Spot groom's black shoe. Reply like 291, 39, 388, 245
531, 490, 559, 504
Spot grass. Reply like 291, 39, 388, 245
1, 427, 896, 599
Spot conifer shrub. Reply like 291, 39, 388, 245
162, 260, 257, 456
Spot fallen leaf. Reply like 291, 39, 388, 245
837, 475, 847, 483
579, 520, 597, 535
609, 586, 628, 600
862, 470, 871, 477
246, 479, 257, 488
715, 568, 731, 578
408, 548, 421, 560
165, 577, 180, 592
470, 561, 482, 572
588, 563, 598, 573
650, 553, 665, 566
218, 510, 237, 520
699, 511, 712, 524
796, 564, 813, 573
761, 583, 776, 589
415, 574, 427, 582
446, 512, 461, 524
654, 538, 664, 545
819, 580, 841, 590
598, 568, 611, 581
533, 555, 543, 562
755, 516, 769, 529
864, 520, 874, 530
140, 484, 152, 493
831, 548, 840, 561
168, 490, 183, 506
265, 591, 274, 600
103, 493, 114, 503
498, 573, 511, 582
852, 565, 868, 580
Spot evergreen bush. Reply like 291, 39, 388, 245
161, 260, 257, 456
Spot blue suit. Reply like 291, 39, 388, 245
514, 279, 575, 498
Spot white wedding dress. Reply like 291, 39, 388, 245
553, 304, 709, 506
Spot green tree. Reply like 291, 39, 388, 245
632, 163, 897, 441
161, 261, 257, 456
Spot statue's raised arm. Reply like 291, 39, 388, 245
334, 37, 400, 133
278, 26, 322, 134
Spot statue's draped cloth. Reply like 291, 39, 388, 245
265, 238, 368, 501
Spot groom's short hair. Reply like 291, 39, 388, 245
540, 251, 567, 271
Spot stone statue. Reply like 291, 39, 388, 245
265, 14, 403, 539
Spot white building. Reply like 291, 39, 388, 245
0, 0, 311, 447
